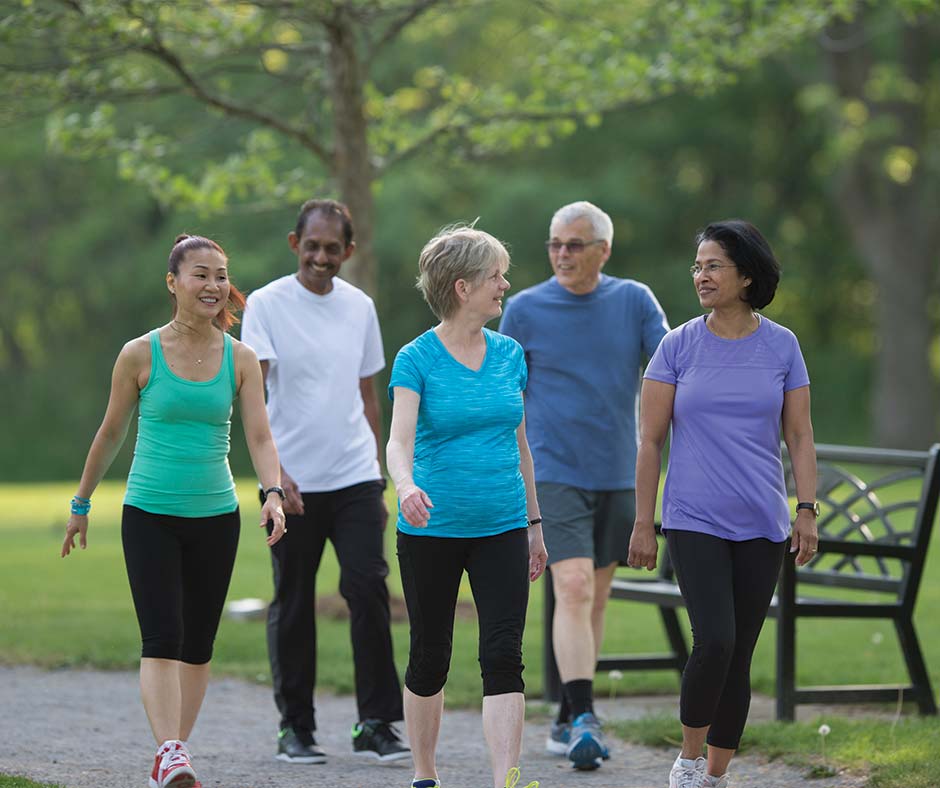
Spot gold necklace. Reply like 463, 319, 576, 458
170, 320, 210, 364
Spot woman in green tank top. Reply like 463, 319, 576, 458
61, 234, 287, 788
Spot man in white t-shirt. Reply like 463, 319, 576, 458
241, 199, 407, 765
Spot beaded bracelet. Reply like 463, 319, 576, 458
70, 496, 91, 516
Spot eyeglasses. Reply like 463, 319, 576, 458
545, 239, 605, 254
690, 263, 736, 277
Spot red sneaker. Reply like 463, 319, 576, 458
150, 741, 196, 788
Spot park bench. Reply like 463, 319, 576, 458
542, 442, 940, 720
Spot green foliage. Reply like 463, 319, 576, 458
2, 0, 853, 214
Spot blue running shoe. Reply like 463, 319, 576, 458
411, 780, 440, 788
565, 712, 609, 770
545, 720, 570, 755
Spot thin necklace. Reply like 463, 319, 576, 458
170, 320, 210, 364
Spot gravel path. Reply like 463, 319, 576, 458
0, 666, 867, 788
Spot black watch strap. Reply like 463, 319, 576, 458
264, 486, 286, 501
796, 501, 819, 516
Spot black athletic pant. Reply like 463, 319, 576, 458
397, 527, 530, 697
122, 505, 240, 664
264, 481, 403, 732
666, 529, 787, 750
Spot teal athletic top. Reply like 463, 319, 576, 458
388, 328, 528, 539
124, 329, 239, 517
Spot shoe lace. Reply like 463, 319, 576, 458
673, 762, 701, 788
163, 745, 190, 771
504, 766, 539, 788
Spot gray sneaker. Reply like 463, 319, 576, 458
545, 720, 570, 755
669, 754, 706, 788
702, 773, 729, 787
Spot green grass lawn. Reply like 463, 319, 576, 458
4, 478, 940, 787
3, 478, 940, 706
612, 713, 940, 788
0, 779, 63, 788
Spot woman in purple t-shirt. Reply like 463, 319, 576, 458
628, 220, 818, 788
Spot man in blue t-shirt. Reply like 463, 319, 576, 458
499, 200, 668, 770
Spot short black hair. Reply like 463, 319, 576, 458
695, 219, 780, 309
294, 199, 354, 246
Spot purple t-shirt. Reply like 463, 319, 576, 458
644, 315, 810, 542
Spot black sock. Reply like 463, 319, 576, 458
563, 679, 594, 719
556, 694, 570, 724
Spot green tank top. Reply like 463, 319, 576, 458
124, 329, 239, 517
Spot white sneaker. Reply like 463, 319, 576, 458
702, 774, 729, 787
669, 754, 706, 788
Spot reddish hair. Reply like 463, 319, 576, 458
168, 234, 246, 332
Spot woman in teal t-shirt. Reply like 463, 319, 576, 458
61, 234, 286, 788
387, 226, 547, 788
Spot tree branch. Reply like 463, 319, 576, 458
365, 0, 446, 63
140, 36, 331, 164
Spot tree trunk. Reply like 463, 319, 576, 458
836, 188, 938, 448
824, 17, 940, 449
326, 7, 377, 298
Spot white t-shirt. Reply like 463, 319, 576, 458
241, 274, 385, 492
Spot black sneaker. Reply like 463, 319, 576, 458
351, 719, 411, 762
276, 727, 327, 764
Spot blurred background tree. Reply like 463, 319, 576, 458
0, 0, 938, 480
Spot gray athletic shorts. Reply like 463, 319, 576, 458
537, 482, 636, 568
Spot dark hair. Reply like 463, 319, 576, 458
294, 199, 354, 246
695, 220, 780, 309
167, 234, 246, 332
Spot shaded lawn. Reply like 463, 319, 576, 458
611, 713, 940, 788
3, 479, 939, 709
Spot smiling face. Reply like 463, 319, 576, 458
167, 247, 230, 321
463, 258, 511, 322
548, 216, 611, 295
693, 239, 751, 311
289, 211, 356, 295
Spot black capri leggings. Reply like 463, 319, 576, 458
397, 527, 530, 698
122, 505, 240, 664
666, 529, 786, 750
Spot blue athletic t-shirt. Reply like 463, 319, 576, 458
499, 274, 668, 489
644, 315, 810, 542
388, 327, 528, 538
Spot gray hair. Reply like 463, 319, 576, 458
550, 201, 614, 244
416, 225, 510, 320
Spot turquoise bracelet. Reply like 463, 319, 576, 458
70, 496, 91, 516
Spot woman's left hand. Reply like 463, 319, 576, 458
527, 524, 548, 582
791, 511, 818, 566
261, 498, 287, 547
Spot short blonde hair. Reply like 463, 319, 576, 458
416, 225, 510, 320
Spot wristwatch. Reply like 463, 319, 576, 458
796, 501, 820, 517
264, 486, 286, 501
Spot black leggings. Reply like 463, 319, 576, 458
122, 505, 240, 664
397, 527, 530, 697
666, 529, 786, 749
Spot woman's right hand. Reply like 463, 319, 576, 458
627, 521, 658, 571
61, 514, 88, 557
399, 485, 433, 528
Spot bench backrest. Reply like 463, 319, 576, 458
782, 443, 940, 609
